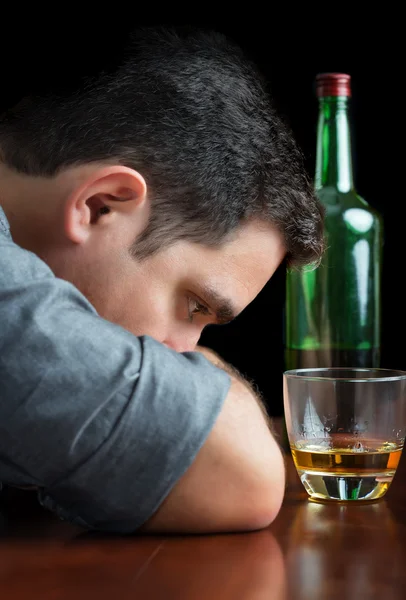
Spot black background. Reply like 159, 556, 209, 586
1, 10, 402, 415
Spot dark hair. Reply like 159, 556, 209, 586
0, 26, 324, 266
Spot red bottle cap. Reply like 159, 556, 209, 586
316, 73, 351, 97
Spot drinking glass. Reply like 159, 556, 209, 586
283, 368, 406, 501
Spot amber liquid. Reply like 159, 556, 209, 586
291, 435, 402, 501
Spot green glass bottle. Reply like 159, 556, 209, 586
285, 73, 383, 369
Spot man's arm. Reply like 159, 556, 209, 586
0, 235, 285, 534
141, 347, 285, 533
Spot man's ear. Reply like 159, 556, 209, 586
63, 165, 147, 244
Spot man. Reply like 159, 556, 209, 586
0, 27, 324, 534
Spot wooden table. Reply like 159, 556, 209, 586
2, 436, 406, 599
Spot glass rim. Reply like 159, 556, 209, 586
283, 367, 406, 383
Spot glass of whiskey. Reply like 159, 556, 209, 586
283, 368, 406, 502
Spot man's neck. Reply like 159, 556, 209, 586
0, 164, 31, 247
0, 162, 62, 251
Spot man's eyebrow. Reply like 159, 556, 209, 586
200, 286, 238, 324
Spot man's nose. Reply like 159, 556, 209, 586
163, 330, 201, 353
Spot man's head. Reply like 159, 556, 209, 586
0, 27, 324, 351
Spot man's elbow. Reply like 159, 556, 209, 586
237, 446, 286, 532
247, 474, 286, 531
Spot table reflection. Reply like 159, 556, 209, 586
0, 529, 287, 599
286, 500, 404, 599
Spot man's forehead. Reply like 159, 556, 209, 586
197, 225, 285, 313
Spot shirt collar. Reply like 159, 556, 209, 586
0, 205, 11, 238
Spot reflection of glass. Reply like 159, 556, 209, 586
284, 368, 406, 501
286, 500, 403, 600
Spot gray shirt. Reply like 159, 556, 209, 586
0, 205, 230, 532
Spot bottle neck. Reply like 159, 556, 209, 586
315, 96, 354, 193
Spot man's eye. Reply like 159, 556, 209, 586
187, 297, 210, 322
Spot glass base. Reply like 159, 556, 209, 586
298, 469, 394, 502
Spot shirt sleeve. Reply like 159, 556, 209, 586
0, 232, 231, 533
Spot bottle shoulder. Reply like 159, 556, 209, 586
317, 188, 383, 220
